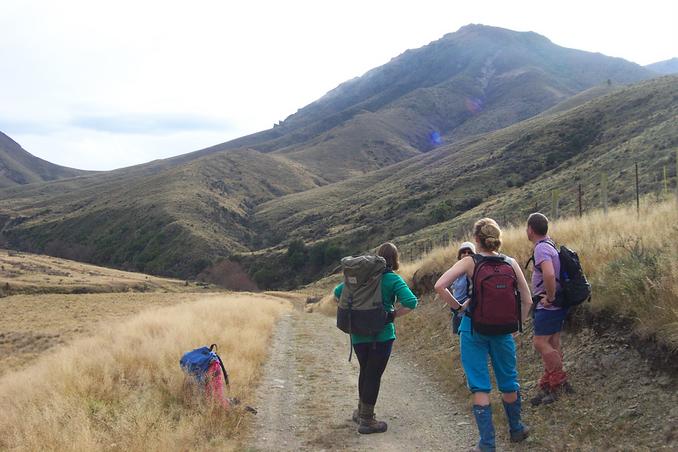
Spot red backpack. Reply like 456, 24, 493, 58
468, 254, 522, 335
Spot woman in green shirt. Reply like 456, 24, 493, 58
334, 242, 418, 434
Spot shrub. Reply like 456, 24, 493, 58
197, 260, 259, 291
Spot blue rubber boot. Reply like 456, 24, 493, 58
472, 404, 496, 451
502, 394, 530, 442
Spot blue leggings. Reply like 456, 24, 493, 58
460, 329, 519, 393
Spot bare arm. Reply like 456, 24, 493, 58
510, 258, 533, 323
540, 259, 557, 308
394, 307, 412, 318
434, 257, 473, 310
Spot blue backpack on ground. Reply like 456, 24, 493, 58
179, 344, 229, 385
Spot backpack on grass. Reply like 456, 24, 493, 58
468, 254, 522, 335
527, 240, 592, 308
336, 255, 389, 337
180, 344, 230, 408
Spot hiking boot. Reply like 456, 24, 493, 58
510, 425, 530, 442
540, 381, 574, 405
352, 400, 362, 424
539, 388, 559, 405
358, 403, 387, 434
530, 388, 550, 406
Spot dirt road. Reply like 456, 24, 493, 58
244, 306, 475, 451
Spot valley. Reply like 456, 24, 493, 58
1, 25, 669, 289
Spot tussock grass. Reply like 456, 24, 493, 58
401, 198, 678, 347
306, 293, 338, 316
0, 294, 291, 451
0, 292, 217, 377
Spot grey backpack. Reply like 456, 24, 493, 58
336, 255, 388, 336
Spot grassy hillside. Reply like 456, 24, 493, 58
0, 150, 321, 277
0, 248, 200, 295
253, 75, 678, 278
0, 131, 91, 188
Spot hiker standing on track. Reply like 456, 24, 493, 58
334, 242, 418, 434
450, 241, 476, 335
526, 213, 573, 405
435, 219, 532, 452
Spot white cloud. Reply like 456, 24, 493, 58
1, 0, 676, 170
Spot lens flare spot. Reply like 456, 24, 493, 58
465, 97, 484, 114
429, 131, 442, 146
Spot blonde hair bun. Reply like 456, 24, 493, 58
473, 218, 503, 251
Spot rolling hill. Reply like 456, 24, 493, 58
0, 132, 91, 188
0, 25, 667, 285
248, 75, 678, 286
0, 149, 322, 277
646, 57, 678, 75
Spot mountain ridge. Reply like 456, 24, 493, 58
646, 57, 678, 75
0, 132, 92, 188
0, 25, 668, 285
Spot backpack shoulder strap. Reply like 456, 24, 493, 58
470, 254, 492, 287
215, 353, 229, 386
496, 254, 518, 276
543, 239, 558, 252
471, 254, 485, 265
525, 239, 558, 269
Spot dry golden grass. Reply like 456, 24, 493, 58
401, 198, 678, 347
0, 292, 219, 377
305, 293, 338, 316
0, 293, 291, 451
0, 249, 198, 295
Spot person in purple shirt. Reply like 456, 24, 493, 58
526, 213, 572, 406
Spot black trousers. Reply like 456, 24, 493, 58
353, 339, 394, 406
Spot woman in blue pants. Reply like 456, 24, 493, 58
435, 219, 533, 452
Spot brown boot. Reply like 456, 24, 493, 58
352, 400, 362, 424
358, 402, 387, 434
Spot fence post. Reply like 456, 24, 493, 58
663, 165, 669, 196
578, 183, 583, 217
551, 189, 560, 219
635, 162, 640, 218
601, 173, 608, 215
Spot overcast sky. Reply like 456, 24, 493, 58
1, 0, 676, 171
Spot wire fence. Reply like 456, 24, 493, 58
403, 150, 678, 263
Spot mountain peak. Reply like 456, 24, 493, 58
450, 23, 552, 44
